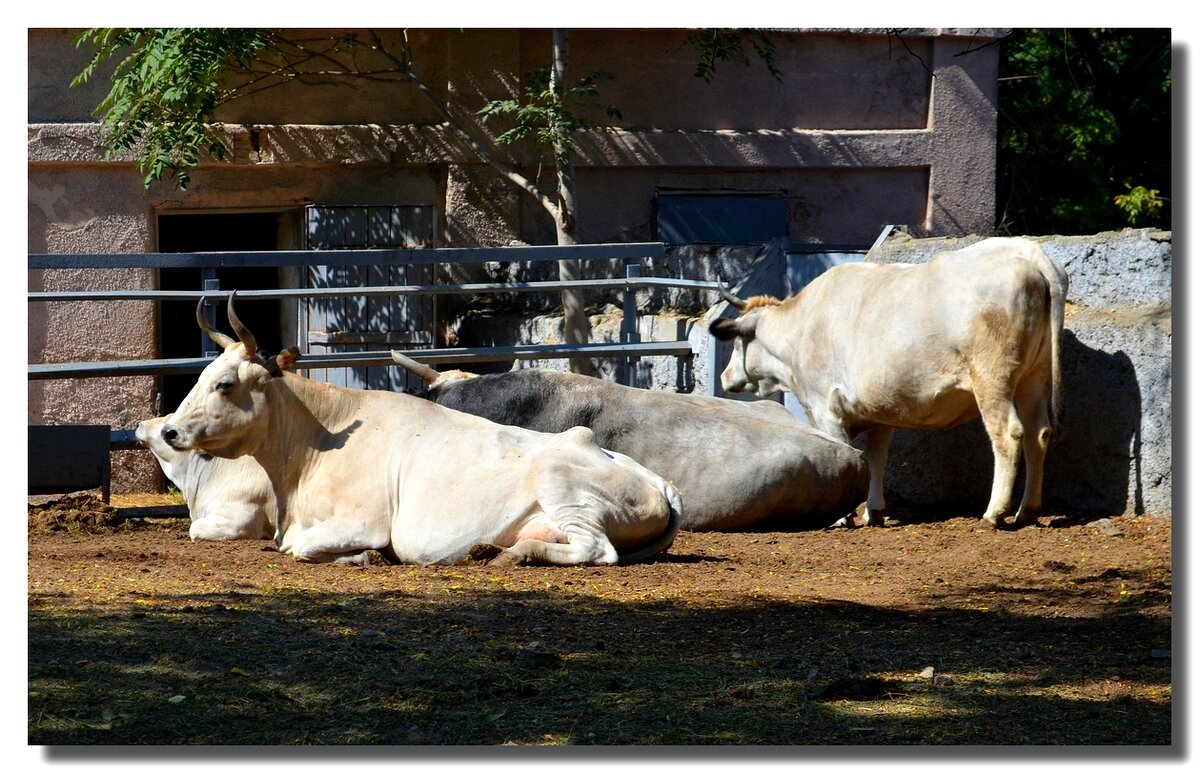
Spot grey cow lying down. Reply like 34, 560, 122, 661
136, 414, 276, 541
155, 293, 682, 567
391, 353, 870, 531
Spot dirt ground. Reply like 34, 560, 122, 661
27, 492, 1173, 750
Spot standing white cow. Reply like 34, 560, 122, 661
136, 414, 276, 541
709, 237, 1067, 530
158, 293, 682, 566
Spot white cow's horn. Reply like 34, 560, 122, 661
226, 290, 257, 359
716, 277, 748, 311
195, 297, 236, 350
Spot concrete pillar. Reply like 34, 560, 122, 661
926, 35, 1000, 236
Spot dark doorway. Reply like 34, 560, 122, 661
158, 213, 286, 414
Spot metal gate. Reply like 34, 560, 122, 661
302, 205, 436, 391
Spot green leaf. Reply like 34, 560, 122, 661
71, 28, 270, 190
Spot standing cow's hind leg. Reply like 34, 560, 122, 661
861, 427, 894, 527
976, 392, 1025, 530
830, 427, 893, 528
1013, 381, 1052, 528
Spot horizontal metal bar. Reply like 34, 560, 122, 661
30, 357, 214, 380
381, 341, 694, 367
109, 429, 142, 450
306, 331, 434, 346
29, 277, 722, 303
28, 242, 666, 270
29, 341, 695, 380
116, 506, 190, 520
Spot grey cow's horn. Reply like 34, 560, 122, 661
195, 296, 237, 350
225, 291, 257, 359
390, 350, 441, 385
716, 276, 748, 311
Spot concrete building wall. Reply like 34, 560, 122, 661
28, 27, 1006, 492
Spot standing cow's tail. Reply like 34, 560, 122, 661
616, 483, 683, 566
1026, 240, 1068, 437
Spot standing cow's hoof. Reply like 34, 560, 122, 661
864, 509, 888, 528
1013, 507, 1043, 529
981, 514, 1011, 531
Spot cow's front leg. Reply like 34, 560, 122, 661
283, 518, 390, 564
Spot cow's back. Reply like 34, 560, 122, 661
773, 238, 1059, 434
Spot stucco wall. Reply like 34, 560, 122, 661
29, 28, 1003, 249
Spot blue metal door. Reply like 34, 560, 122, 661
303, 205, 436, 391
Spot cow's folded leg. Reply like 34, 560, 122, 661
497, 517, 620, 567
189, 515, 263, 542
286, 519, 388, 564
496, 538, 619, 567
329, 551, 376, 566
829, 513, 858, 529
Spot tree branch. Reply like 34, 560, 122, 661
364, 29, 560, 221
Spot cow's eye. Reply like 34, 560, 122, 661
215, 379, 235, 393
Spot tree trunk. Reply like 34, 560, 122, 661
551, 29, 595, 376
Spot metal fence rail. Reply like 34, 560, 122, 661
30, 341, 697, 380
29, 241, 719, 501
28, 276, 719, 303
28, 242, 668, 270
29, 242, 710, 381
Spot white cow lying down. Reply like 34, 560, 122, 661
155, 293, 682, 567
136, 414, 276, 541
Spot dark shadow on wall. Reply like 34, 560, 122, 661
882, 330, 1142, 521
1046, 330, 1143, 516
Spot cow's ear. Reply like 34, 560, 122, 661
276, 346, 301, 372
709, 316, 753, 341
258, 347, 299, 378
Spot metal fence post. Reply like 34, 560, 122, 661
201, 275, 220, 358
620, 262, 641, 386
